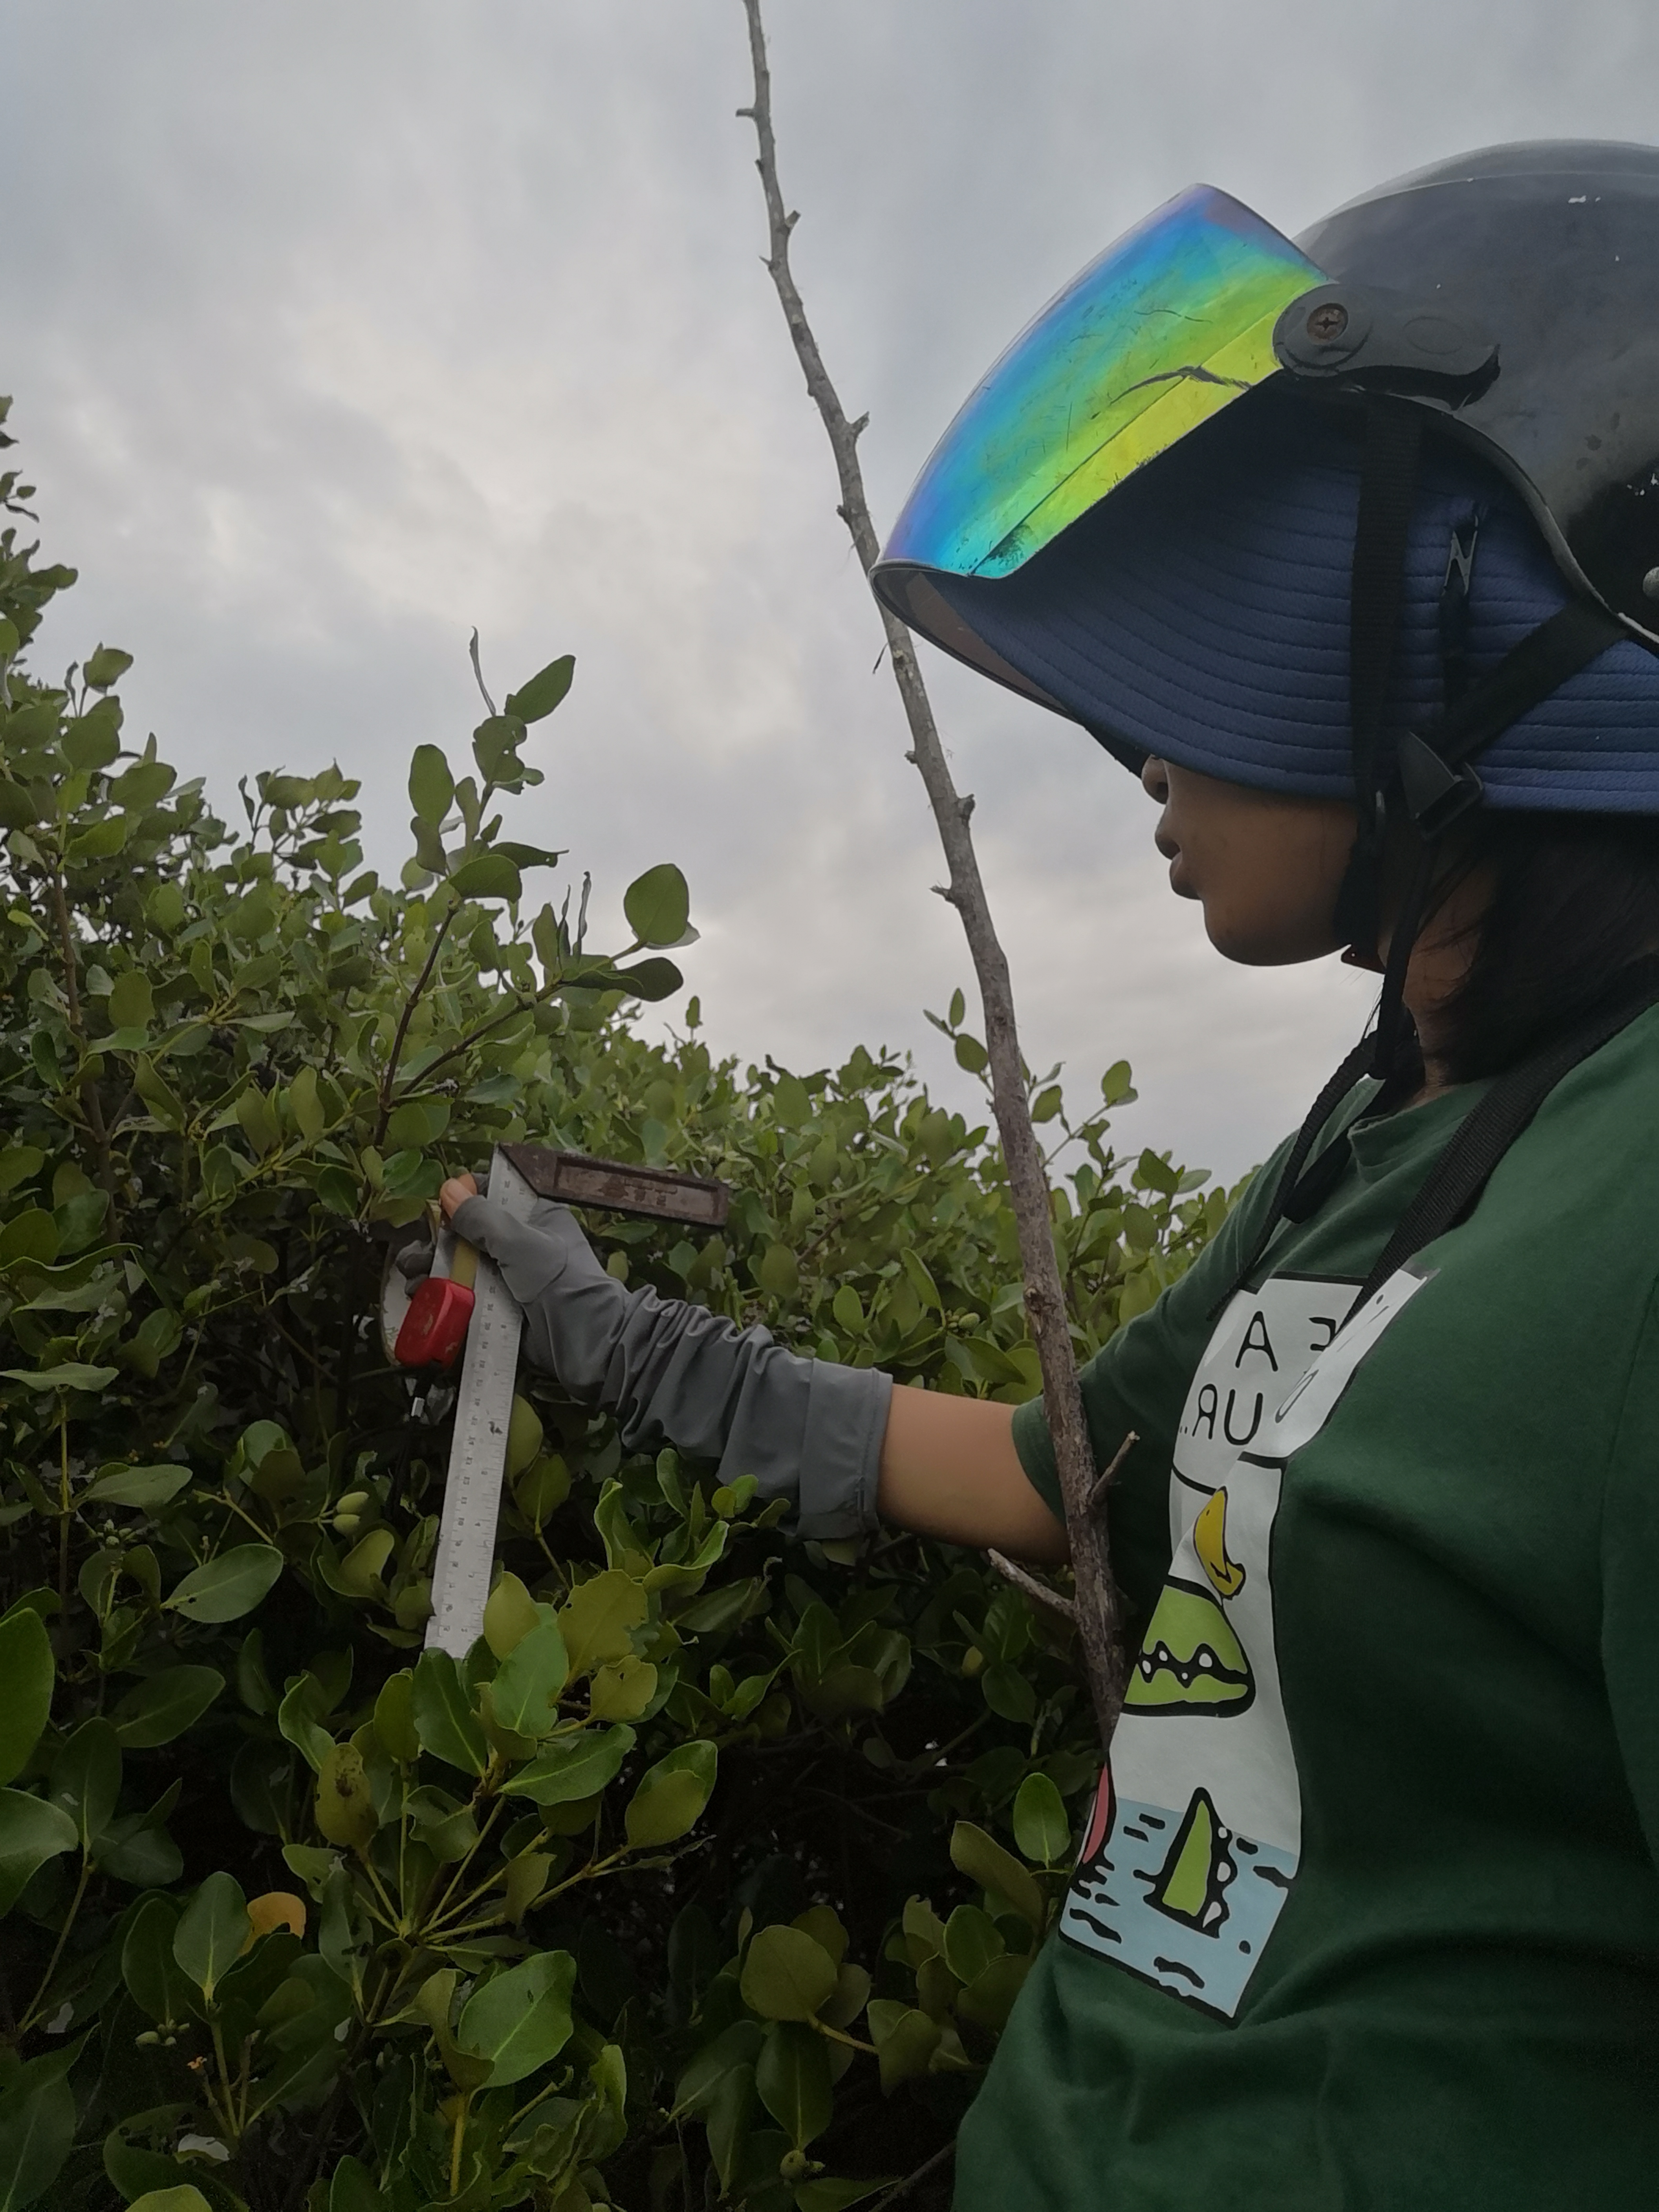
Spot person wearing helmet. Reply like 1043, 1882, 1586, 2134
443, 142, 1659, 2207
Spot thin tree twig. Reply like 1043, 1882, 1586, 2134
46, 859, 117, 1205
1088, 1428, 1138, 1515
871, 2141, 956, 2212
987, 1549, 1077, 1624
736, 0, 1124, 1743
372, 903, 459, 1145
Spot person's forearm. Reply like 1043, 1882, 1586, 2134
440, 1172, 1066, 1558
877, 1384, 1069, 1562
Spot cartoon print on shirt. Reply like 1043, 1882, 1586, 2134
1062, 1267, 1430, 2018
1193, 1488, 1245, 1599
1122, 1580, 1254, 1716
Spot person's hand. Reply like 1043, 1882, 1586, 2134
440, 1172, 478, 1222
445, 1187, 629, 1395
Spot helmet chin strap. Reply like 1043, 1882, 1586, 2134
1331, 398, 1425, 1073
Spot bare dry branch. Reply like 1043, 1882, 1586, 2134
736, 0, 1125, 1744
988, 1550, 1078, 1624
1089, 1428, 1139, 1516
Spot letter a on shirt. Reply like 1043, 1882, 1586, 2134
1062, 1268, 1428, 2016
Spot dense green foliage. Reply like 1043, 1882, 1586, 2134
0, 399, 1231, 2212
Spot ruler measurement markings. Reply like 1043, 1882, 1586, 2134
425, 1151, 535, 1658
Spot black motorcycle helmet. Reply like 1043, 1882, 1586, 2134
874, 142, 1659, 1025
1293, 140, 1659, 641
872, 142, 1659, 1295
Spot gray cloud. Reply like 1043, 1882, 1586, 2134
4, 0, 1655, 1181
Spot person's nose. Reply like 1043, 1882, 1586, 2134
1141, 756, 1170, 804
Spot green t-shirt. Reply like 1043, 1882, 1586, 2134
961, 1008, 1659, 2210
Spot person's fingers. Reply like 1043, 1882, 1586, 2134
396, 1240, 435, 1280
439, 1172, 479, 1221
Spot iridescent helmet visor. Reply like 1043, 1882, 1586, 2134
871, 184, 1328, 698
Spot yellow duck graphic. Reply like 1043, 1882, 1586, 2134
1194, 1487, 1246, 1600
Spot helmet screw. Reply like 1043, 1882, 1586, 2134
1306, 302, 1349, 344
1642, 567, 1659, 602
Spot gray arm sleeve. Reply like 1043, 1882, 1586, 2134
451, 1194, 892, 1540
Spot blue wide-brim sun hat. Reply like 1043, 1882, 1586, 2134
926, 390, 1659, 813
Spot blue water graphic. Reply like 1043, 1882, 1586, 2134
1060, 1795, 1298, 2018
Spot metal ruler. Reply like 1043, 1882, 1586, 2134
423, 1147, 537, 1659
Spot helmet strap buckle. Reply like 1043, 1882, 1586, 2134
1396, 729, 1485, 837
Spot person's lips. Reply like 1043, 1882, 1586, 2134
1154, 817, 1194, 896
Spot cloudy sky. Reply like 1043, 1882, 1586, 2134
5, 1, 1657, 1182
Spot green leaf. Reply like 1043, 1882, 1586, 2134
165, 1544, 282, 1623
494, 839, 563, 871
956, 1950, 1031, 2032
949, 1820, 1045, 1932
87, 1462, 191, 1510
483, 1571, 540, 1659
289, 1064, 326, 1143
505, 1395, 544, 1479
492, 1619, 571, 1737
49, 1718, 121, 1849
556, 1568, 649, 1677
65, 812, 127, 860
385, 1096, 449, 1150
373, 1671, 419, 1765
0, 1145, 44, 1195
623, 863, 690, 947
0, 1791, 78, 1916
111, 1666, 224, 1748
471, 713, 530, 786
172, 1869, 250, 2001
981, 1660, 1036, 1724
53, 1187, 110, 1255
868, 2003, 940, 2092
125, 2192, 214, 2212
941, 1903, 1003, 1987
0, 1609, 53, 1787
612, 956, 683, 1003
411, 1648, 488, 1775
408, 743, 454, 826
84, 643, 134, 690
0, 2066, 76, 2211
1012, 1771, 1072, 1865
1, 1362, 117, 1393
739, 1923, 838, 2023
589, 1653, 657, 1722
278, 1679, 335, 1775
456, 1948, 577, 2086
0, 1210, 58, 1267
108, 969, 154, 1030
755, 2020, 833, 2151
504, 654, 575, 723
624, 1740, 716, 1848
756, 1244, 799, 1299
315, 1743, 378, 1849
328, 2157, 381, 2212
501, 1723, 635, 1807
449, 851, 522, 902
120, 1893, 193, 2025
333, 1528, 395, 1598
954, 1032, 989, 1075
